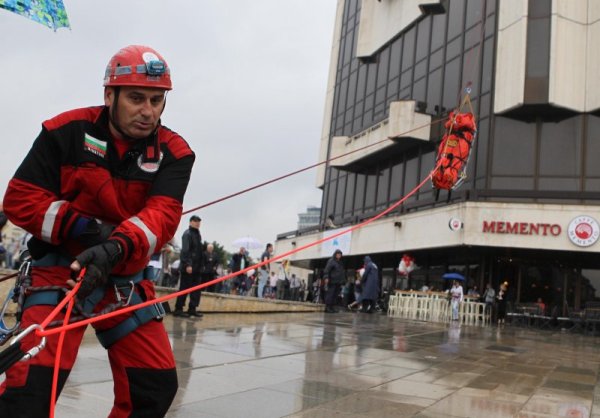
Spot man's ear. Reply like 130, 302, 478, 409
104, 87, 113, 107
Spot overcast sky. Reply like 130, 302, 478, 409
0, 1, 336, 259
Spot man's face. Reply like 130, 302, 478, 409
335, 253, 342, 260
104, 86, 167, 139
190, 219, 200, 229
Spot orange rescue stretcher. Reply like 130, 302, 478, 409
432, 95, 477, 191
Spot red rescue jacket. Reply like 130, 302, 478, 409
4, 106, 195, 275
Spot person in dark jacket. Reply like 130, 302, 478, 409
0, 45, 192, 417
230, 247, 250, 294
174, 215, 204, 317
201, 243, 220, 293
360, 256, 380, 313
322, 249, 346, 313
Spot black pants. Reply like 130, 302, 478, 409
324, 283, 341, 308
201, 272, 217, 292
175, 272, 201, 311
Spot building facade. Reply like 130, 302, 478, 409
297, 206, 322, 230
276, 0, 600, 313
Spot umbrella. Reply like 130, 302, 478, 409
232, 236, 262, 250
442, 272, 465, 281
0, 0, 70, 31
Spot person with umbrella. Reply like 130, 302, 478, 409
0, 45, 193, 416
450, 280, 464, 321
230, 247, 250, 295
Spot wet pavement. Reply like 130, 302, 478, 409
9, 312, 600, 417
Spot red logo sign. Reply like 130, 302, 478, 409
568, 216, 599, 247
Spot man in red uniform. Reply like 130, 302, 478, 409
0, 45, 194, 417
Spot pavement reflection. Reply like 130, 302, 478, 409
27, 312, 600, 417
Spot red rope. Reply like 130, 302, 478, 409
36, 162, 440, 338
49, 280, 80, 418
182, 116, 445, 214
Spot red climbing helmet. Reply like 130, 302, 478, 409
103, 45, 172, 90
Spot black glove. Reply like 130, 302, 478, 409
76, 219, 116, 248
27, 236, 58, 260
74, 240, 123, 300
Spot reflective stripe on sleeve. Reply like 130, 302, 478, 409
41, 200, 68, 242
128, 216, 157, 257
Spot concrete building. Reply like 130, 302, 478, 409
276, 0, 600, 313
297, 206, 321, 230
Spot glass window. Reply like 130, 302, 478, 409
413, 78, 426, 103
443, 58, 460, 110
335, 173, 347, 216
399, 86, 411, 100
481, 37, 494, 93
389, 39, 402, 80
464, 25, 481, 51
426, 68, 442, 114
389, 159, 405, 201
414, 59, 427, 81
352, 112, 363, 133
343, 31, 354, 66
466, 0, 483, 29
429, 49, 444, 72
346, 71, 358, 107
365, 63, 377, 97
386, 77, 399, 104
404, 157, 419, 201
490, 177, 534, 190
325, 170, 337, 215
539, 117, 582, 177
445, 37, 462, 61
402, 30, 415, 71
377, 166, 391, 207
585, 179, 600, 192
415, 18, 431, 63
538, 178, 579, 191
462, 47, 479, 97
492, 118, 536, 176
486, 0, 496, 16
586, 116, 600, 176
337, 78, 348, 112
344, 173, 355, 215
447, 0, 465, 40
375, 86, 386, 107
356, 64, 367, 103
353, 173, 366, 215
475, 118, 489, 180
479, 93, 490, 118
377, 48, 390, 89
365, 171, 377, 209
363, 93, 374, 123
373, 101, 386, 119
400, 69, 413, 90
526, 0, 551, 79
420, 150, 435, 181
431, 13, 447, 52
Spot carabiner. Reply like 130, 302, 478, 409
10, 324, 46, 361
0, 288, 20, 346
113, 281, 135, 307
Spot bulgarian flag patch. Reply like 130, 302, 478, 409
84, 134, 107, 158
